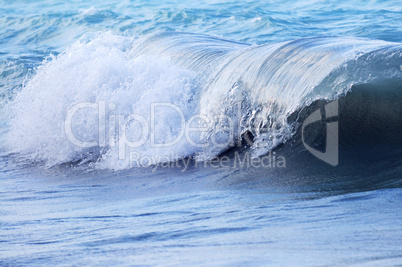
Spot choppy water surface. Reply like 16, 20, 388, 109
1, 0, 402, 265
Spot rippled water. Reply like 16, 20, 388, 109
1, 0, 402, 265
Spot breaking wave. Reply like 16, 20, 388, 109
4, 31, 402, 171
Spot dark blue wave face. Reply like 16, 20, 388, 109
1, 1, 402, 266
125, 33, 402, 191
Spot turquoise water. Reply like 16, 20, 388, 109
1, 0, 402, 265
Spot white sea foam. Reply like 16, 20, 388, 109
7, 32, 202, 169
79, 7, 98, 16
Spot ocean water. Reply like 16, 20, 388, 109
1, 0, 402, 265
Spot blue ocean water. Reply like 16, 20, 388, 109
1, 0, 402, 265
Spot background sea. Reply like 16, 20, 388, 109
1, 0, 402, 265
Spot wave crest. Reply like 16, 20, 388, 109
5, 32, 402, 169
